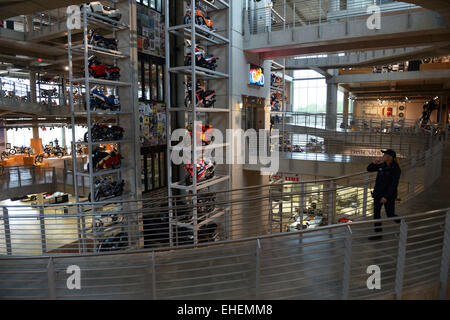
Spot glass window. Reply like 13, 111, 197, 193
143, 0, 149, 7
150, 0, 156, 9
144, 61, 150, 100
141, 156, 146, 188
293, 70, 326, 114
153, 152, 160, 188
146, 156, 153, 190
151, 63, 157, 101
158, 64, 164, 101
156, 0, 162, 12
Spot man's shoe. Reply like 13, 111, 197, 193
368, 235, 383, 241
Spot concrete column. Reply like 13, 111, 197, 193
26, 15, 33, 33
326, 82, 338, 130
343, 91, 349, 127
29, 71, 37, 103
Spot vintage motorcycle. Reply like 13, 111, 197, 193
184, 40, 218, 70
88, 86, 121, 111
88, 29, 118, 51
43, 144, 66, 158
88, 55, 120, 80
84, 123, 124, 142
83, 2, 122, 22
184, 1, 215, 35
184, 81, 216, 109
186, 123, 215, 146
90, 147, 122, 171
185, 158, 215, 186
88, 179, 125, 202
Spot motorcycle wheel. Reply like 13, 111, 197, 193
43, 153, 50, 159
185, 175, 193, 186
108, 44, 117, 51
184, 56, 191, 66
56, 152, 63, 158
84, 132, 89, 142
9, 149, 16, 155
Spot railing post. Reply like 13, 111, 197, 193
328, 180, 335, 225
269, 187, 273, 234
409, 154, 416, 198
362, 173, 369, 217
2, 207, 12, 255
17, 167, 21, 187
39, 206, 47, 254
255, 239, 261, 299
152, 250, 157, 300
342, 225, 352, 300
439, 211, 450, 300
395, 219, 408, 300
46, 257, 57, 299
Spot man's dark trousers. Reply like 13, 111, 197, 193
373, 197, 397, 233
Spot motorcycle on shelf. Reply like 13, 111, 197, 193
184, 40, 218, 71
88, 55, 121, 80
88, 29, 118, 51
84, 123, 124, 142
184, 158, 215, 186
83, 2, 122, 22
88, 178, 125, 202
184, 81, 216, 109
89, 146, 123, 171
184, 1, 215, 36
88, 86, 121, 111
187, 123, 215, 146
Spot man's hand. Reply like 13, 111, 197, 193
372, 159, 382, 164
380, 197, 387, 204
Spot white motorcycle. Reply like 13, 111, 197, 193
83, 2, 122, 22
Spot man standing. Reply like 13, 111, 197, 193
367, 149, 401, 240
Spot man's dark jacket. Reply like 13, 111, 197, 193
367, 161, 401, 200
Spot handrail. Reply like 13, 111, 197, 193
2, 206, 449, 260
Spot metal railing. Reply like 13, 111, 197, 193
272, 112, 443, 158
0, 207, 448, 299
0, 138, 444, 256
247, 0, 421, 35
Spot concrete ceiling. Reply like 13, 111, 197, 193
0, 0, 85, 20
401, 0, 450, 23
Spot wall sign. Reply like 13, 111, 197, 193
249, 64, 265, 87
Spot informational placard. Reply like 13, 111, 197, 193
139, 102, 167, 147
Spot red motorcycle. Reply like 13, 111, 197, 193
88, 55, 120, 80
187, 123, 214, 146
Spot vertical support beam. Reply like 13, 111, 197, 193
39, 206, 47, 254
255, 239, 261, 299
46, 257, 57, 299
268, 186, 273, 234
2, 207, 12, 255
342, 225, 352, 300
439, 211, 450, 300
409, 154, 416, 197
362, 172, 369, 217
325, 82, 337, 131
395, 219, 408, 300
152, 250, 157, 300
343, 91, 349, 128
328, 180, 335, 225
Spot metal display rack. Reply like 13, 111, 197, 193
67, 2, 139, 251
165, 0, 231, 246
270, 59, 287, 152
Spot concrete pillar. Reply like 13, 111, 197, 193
29, 71, 37, 103
343, 91, 349, 127
61, 127, 66, 148
326, 82, 338, 130
26, 15, 33, 33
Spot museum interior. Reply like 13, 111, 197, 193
0, 0, 449, 300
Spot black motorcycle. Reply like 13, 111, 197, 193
184, 81, 216, 108
98, 232, 128, 252
88, 179, 125, 202
88, 29, 118, 51
84, 123, 124, 142
184, 41, 218, 71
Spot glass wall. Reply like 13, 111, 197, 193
293, 70, 344, 114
